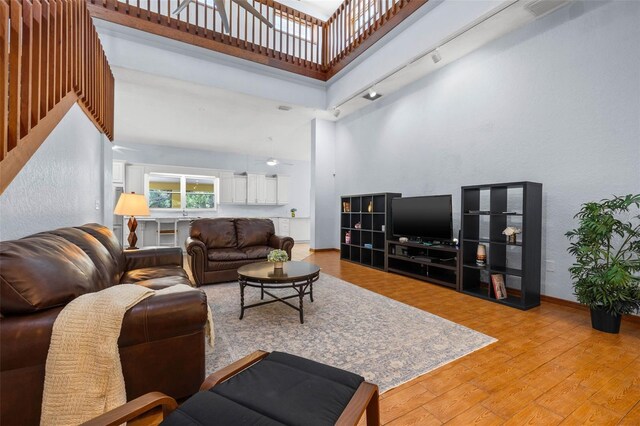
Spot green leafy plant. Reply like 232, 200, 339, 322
566, 194, 640, 315
267, 249, 289, 263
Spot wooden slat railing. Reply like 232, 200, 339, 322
0, 0, 114, 195
323, 0, 429, 79
87, 0, 326, 79
88, 0, 429, 80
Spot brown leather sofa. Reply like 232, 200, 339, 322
0, 224, 209, 426
186, 218, 294, 286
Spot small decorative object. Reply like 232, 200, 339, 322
354, 222, 361, 229
267, 249, 289, 270
363, 243, 373, 249
345, 231, 351, 244
476, 244, 487, 266
381, 225, 386, 232
368, 201, 373, 213
566, 194, 640, 334
491, 274, 507, 299
502, 227, 522, 244
342, 202, 351, 212
290, 208, 297, 218
399, 237, 408, 243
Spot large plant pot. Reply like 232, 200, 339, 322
590, 308, 622, 334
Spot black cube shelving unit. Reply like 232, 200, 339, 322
460, 181, 542, 310
340, 192, 401, 270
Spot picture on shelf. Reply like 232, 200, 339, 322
491, 274, 507, 300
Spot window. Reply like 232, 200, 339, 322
145, 173, 218, 210
275, 11, 313, 42
186, 177, 216, 209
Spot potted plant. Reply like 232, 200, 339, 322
267, 249, 289, 269
566, 194, 640, 333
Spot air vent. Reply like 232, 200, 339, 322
525, 0, 571, 17
278, 105, 292, 111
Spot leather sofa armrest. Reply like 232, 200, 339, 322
119, 290, 208, 347
124, 247, 183, 271
186, 237, 207, 287
269, 235, 295, 260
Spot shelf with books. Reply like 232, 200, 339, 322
340, 192, 401, 271
460, 181, 542, 310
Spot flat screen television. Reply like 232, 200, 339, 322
392, 195, 453, 242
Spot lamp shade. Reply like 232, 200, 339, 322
114, 193, 150, 216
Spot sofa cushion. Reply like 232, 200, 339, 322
241, 245, 273, 260
76, 223, 126, 280
120, 266, 189, 284
208, 259, 261, 271
0, 235, 100, 315
45, 227, 118, 289
207, 248, 248, 262
133, 276, 193, 290
190, 218, 237, 249
236, 219, 275, 249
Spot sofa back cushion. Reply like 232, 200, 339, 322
46, 227, 118, 288
236, 219, 275, 249
190, 218, 238, 249
0, 235, 101, 315
76, 223, 125, 278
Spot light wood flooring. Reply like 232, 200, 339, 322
301, 251, 640, 426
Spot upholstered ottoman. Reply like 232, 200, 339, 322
161, 352, 377, 426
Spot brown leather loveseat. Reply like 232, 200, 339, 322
0, 224, 209, 426
186, 218, 294, 286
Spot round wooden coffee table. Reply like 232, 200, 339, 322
237, 261, 320, 324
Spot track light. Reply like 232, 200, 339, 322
333, 108, 341, 118
431, 49, 442, 64
362, 88, 382, 101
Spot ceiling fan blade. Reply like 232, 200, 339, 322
232, 0, 273, 28
214, 0, 231, 33
172, 0, 193, 15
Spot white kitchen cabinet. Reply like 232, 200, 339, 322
276, 175, 290, 205
125, 165, 145, 195
266, 178, 277, 204
247, 174, 258, 204
290, 218, 310, 242
219, 172, 235, 204
256, 175, 267, 204
233, 175, 247, 204
112, 161, 126, 185
247, 174, 268, 204
278, 218, 290, 237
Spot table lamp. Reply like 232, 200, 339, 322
114, 192, 150, 250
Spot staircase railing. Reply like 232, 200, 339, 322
1, 0, 114, 195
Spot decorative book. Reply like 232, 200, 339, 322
491, 274, 507, 300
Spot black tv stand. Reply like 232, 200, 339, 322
385, 240, 459, 290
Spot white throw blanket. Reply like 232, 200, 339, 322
40, 284, 214, 426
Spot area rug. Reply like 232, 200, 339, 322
202, 273, 496, 392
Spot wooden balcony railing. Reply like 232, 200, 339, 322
88, 0, 429, 80
1, 0, 114, 195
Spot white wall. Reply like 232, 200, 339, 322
310, 119, 337, 249
112, 142, 311, 218
331, 1, 640, 301
0, 104, 108, 241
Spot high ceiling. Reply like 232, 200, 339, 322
279, 0, 344, 19
113, 67, 319, 161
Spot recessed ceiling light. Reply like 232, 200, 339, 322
266, 158, 279, 166
278, 105, 292, 111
